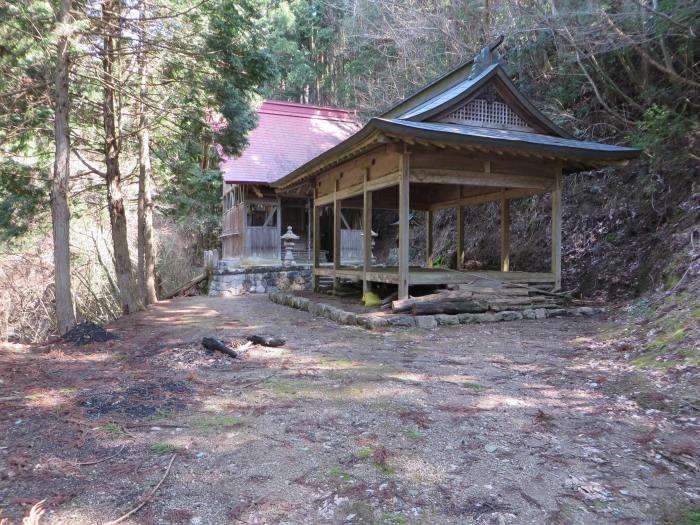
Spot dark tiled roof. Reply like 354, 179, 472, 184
373, 119, 641, 158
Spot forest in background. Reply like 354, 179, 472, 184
0, 0, 698, 342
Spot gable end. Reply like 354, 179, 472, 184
436, 84, 535, 132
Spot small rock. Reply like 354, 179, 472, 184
485, 443, 498, 453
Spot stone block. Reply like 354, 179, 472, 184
435, 314, 459, 325
387, 315, 415, 327
415, 315, 438, 329
535, 308, 547, 319
337, 311, 357, 325
472, 313, 497, 323
494, 311, 523, 322
458, 313, 476, 324
546, 308, 568, 318
356, 315, 388, 330
522, 309, 537, 320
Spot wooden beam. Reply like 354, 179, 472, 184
410, 168, 554, 190
431, 187, 541, 210
456, 205, 464, 269
314, 171, 400, 206
500, 194, 510, 272
362, 169, 372, 293
551, 166, 562, 290
398, 151, 411, 300
426, 209, 433, 268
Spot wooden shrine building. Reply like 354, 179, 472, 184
272, 42, 641, 299
219, 101, 359, 263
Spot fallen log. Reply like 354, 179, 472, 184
392, 291, 474, 313
163, 273, 206, 300
411, 299, 487, 315
247, 334, 286, 347
380, 291, 399, 306
456, 286, 529, 296
202, 337, 238, 358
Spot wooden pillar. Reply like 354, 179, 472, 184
500, 194, 510, 272
456, 205, 464, 269
277, 196, 282, 261
313, 204, 320, 292
333, 192, 341, 294
551, 167, 562, 290
362, 170, 372, 293
307, 198, 312, 262
398, 151, 410, 300
426, 209, 433, 268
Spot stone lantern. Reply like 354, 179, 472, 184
281, 225, 300, 266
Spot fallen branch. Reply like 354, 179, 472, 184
75, 444, 125, 466
237, 374, 276, 391
247, 334, 285, 347
202, 337, 238, 358
162, 274, 206, 300
102, 453, 176, 525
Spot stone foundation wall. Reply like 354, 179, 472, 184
209, 264, 312, 297
268, 292, 604, 330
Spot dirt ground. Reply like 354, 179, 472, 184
1, 295, 698, 525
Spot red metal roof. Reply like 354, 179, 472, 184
218, 100, 359, 185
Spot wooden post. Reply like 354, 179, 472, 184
426, 209, 433, 268
500, 194, 510, 272
456, 205, 464, 269
362, 169, 372, 293
313, 204, 320, 292
307, 198, 312, 263
398, 151, 410, 300
333, 190, 341, 294
242, 203, 248, 258
551, 167, 562, 290
277, 196, 282, 261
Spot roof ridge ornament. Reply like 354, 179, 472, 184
467, 46, 498, 81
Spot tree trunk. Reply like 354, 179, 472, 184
137, 4, 157, 305
102, 0, 137, 314
52, 0, 77, 335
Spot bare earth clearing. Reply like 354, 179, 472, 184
1, 295, 698, 524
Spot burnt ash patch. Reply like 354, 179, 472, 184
78, 380, 191, 419
62, 321, 117, 346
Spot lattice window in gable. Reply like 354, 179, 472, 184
438, 86, 534, 132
